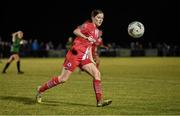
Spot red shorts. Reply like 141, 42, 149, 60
63, 49, 92, 72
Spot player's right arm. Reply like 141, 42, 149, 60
73, 28, 95, 43
73, 28, 88, 40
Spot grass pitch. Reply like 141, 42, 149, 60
0, 57, 180, 115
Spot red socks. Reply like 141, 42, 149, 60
39, 77, 60, 93
93, 79, 103, 102
38, 77, 103, 103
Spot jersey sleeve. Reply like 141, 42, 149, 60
98, 30, 103, 38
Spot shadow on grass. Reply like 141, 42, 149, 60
41, 100, 95, 107
24, 73, 50, 77
0, 96, 98, 107
0, 95, 36, 105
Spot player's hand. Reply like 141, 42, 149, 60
105, 46, 109, 50
89, 55, 96, 65
12, 32, 17, 36
20, 40, 27, 45
91, 59, 96, 65
87, 36, 96, 43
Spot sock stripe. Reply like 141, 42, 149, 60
93, 79, 103, 102
39, 77, 60, 93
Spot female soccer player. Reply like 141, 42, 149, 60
2, 31, 24, 74
36, 9, 112, 107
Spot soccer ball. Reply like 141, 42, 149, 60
128, 21, 145, 38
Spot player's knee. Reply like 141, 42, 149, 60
15, 57, 20, 61
59, 77, 68, 83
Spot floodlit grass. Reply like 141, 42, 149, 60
0, 57, 180, 115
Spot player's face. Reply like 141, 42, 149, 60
18, 31, 23, 39
92, 13, 104, 27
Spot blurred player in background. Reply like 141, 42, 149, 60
36, 9, 112, 107
65, 36, 73, 53
2, 31, 24, 74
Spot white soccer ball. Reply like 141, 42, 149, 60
128, 21, 145, 38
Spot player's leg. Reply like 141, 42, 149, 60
38, 67, 72, 93
2, 54, 14, 73
15, 54, 24, 74
36, 67, 72, 103
82, 63, 112, 107
36, 51, 77, 103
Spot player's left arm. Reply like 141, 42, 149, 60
99, 37, 109, 50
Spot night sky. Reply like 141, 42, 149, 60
0, 0, 179, 47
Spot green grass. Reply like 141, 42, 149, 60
0, 57, 180, 115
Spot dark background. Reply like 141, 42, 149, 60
0, 0, 179, 48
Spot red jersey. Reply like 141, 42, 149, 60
72, 21, 100, 54
91, 30, 103, 57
